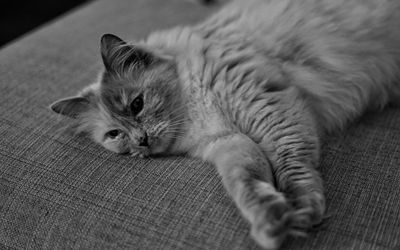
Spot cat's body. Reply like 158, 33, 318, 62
50, 0, 400, 249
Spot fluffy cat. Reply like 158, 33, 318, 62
50, 0, 400, 249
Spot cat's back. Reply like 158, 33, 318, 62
198, 0, 400, 82
195, 0, 400, 132
206, 0, 400, 45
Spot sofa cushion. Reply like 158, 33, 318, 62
0, 0, 399, 249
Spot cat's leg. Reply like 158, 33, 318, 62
257, 92, 326, 231
259, 133, 325, 230
200, 133, 299, 249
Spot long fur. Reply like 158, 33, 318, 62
50, 0, 400, 249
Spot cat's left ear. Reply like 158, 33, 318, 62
100, 34, 127, 70
49, 96, 90, 119
100, 33, 164, 72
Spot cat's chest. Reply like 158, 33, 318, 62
171, 82, 232, 153
187, 84, 231, 133
174, 39, 291, 151
186, 65, 296, 145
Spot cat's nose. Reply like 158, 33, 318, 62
138, 132, 149, 147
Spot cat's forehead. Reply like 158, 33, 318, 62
99, 85, 135, 116
101, 70, 139, 87
100, 69, 143, 97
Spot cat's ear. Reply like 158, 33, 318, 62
50, 96, 90, 119
100, 33, 160, 72
100, 34, 127, 70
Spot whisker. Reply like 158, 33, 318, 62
161, 107, 187, 117
168, 122, 187, 127
163, 128, 185, 132
163, 129, 186, 134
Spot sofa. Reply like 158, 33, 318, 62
1, 0, 399, 249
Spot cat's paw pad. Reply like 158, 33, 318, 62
250, 200, 293, 250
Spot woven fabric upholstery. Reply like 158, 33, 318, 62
0, 0, 399, 249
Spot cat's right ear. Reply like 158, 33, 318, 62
100, 34, 127, 71
50, 96, 90, 119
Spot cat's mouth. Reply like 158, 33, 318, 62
123, 134, 172, 158
129, 140, 153, 158
128, 136, 158, 158
130, 148, 150, 158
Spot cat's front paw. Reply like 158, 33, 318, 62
248, 181, 301, 249
290, 191, 326, 229
250, 199, 293, 250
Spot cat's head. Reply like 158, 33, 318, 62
50, 34, 185, 157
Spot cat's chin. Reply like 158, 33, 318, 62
148, 143, 168, 155
147, 136, 174, 156
129, 146, 168, 158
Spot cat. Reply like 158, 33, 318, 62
50, 0, 400, 249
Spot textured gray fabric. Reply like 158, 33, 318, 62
0, 0, 399, 249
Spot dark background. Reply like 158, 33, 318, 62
0, 0, 90, 47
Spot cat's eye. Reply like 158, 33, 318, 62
130, 94, 144, 116
105, 129, 121, 139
